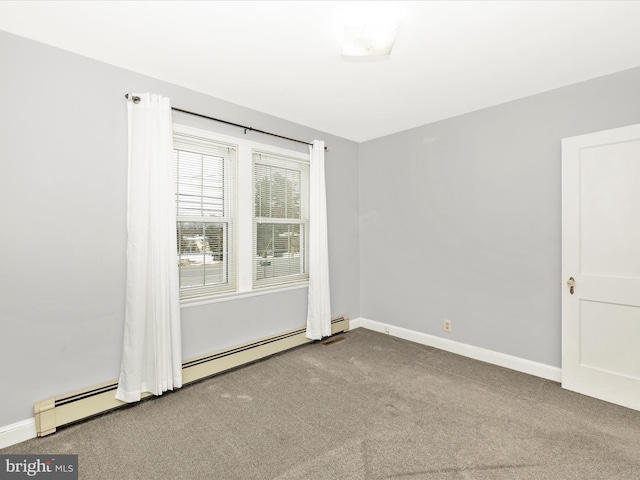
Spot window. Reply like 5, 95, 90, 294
173, 125, 309, 303
253, 152, 309, 288
174, 129, 236, 300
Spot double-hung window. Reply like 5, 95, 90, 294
173, 124, 309, 303
253, 152, 309, 288
174, 128, 236, 300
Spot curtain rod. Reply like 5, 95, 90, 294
125, 94, 328, 151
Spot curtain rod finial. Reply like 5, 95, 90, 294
125, 93, 141, 104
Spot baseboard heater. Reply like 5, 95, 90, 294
34, 315, 349, 437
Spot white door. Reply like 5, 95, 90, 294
562, 123, 640, 411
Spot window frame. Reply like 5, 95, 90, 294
173, 123, 310, 306
252, 150, 310, 289
173, 126, 237, 300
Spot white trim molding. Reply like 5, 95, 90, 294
350, 317, 562, 382
0, 418, 37, 449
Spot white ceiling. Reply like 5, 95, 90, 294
2, 1, 640, 142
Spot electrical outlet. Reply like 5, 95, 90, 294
443, 319, 452, 333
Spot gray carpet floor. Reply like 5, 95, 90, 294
3, 328, 640, 479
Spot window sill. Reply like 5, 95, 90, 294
180, 282, 309, 309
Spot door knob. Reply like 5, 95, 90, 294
567, 277, 575, 295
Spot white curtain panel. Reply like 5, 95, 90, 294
116, 93, 182, 403
306, 140, 332, 340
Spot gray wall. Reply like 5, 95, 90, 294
359, 66, 640, 367
0, 31, 360, 426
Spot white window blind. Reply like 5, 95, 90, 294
174, 131, 237, 299
253, 151, 309, 288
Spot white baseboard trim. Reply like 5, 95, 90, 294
0, 418, 37, 449
348, 317, 363, 329
350, 317, 562, 382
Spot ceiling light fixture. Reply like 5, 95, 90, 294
341, 24, 398, 57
